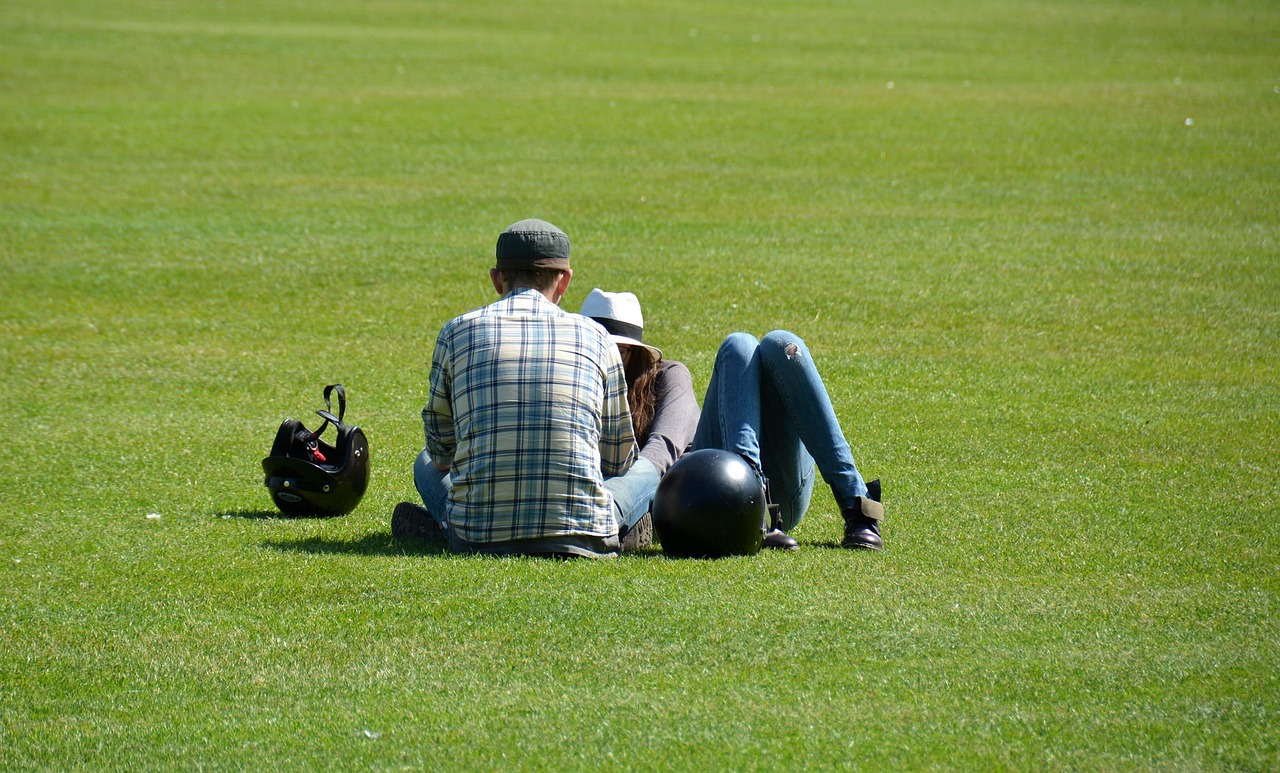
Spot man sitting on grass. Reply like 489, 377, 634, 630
392, 218, 645, 557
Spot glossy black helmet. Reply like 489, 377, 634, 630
652, 448, 767, 558
262, 384, 369, 517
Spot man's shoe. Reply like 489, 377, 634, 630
620, 512, 653, 552
391, 501, 445, 542
841, 479, 883, 551
762, 528, 799, 551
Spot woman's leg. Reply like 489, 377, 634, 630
758, 370, 816, 531
757, 330, 868, 518
692, 332, 764, 465
693, 333, 810, 536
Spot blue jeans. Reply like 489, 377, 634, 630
412, 452, 658, 534
692, 331, 868, 532
603, 457, 661, 530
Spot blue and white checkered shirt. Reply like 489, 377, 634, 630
423, 288, 638, 545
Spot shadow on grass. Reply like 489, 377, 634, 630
259, 534, 858, 559
802, 539, 889, 557
264, 532, 450, 557
263, 536, 663, 559
218, 509, 348, 521
652, 542, 857, 558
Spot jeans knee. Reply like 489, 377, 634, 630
761, 330, 808, 365
412, 449, 434, 489
717, 332, 760, 365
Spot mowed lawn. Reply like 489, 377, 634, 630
2, 0, 1277, 769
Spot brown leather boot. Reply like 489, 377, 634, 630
761, 482, 799, 552
763, 504, 799, 551
841, 479, 883, 551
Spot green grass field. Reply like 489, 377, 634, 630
3, 0, 1278, 768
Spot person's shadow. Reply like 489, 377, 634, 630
216, 511, 448, 556
228, 510, 850, 557
263, 532, 449, 557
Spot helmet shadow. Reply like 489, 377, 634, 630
219, 509, 346, 521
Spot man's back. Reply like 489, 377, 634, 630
423, 288, 637, 548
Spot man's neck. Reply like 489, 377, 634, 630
507, 286, 560, 305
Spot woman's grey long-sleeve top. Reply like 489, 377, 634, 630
639, 360, 701, 476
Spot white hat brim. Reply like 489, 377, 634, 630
610, 334, 662, 361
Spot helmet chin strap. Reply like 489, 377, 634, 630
288, 426, 324, 463
313, 383, 347, 437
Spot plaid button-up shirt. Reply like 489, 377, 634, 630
423, 288, 638, 544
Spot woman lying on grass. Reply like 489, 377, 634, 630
581, 289, 884, 552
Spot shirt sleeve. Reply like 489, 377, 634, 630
422, 327, 456, 469
599, 343, 639, 479
639, 360, 701, 476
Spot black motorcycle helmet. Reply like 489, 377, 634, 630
262, 384, 369, 517
652, 448, 767, 558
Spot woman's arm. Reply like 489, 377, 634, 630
639, 360, 701, 476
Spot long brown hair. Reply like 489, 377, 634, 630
622, 346, 660, 445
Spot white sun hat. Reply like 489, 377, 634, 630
580, 288, 663, 361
